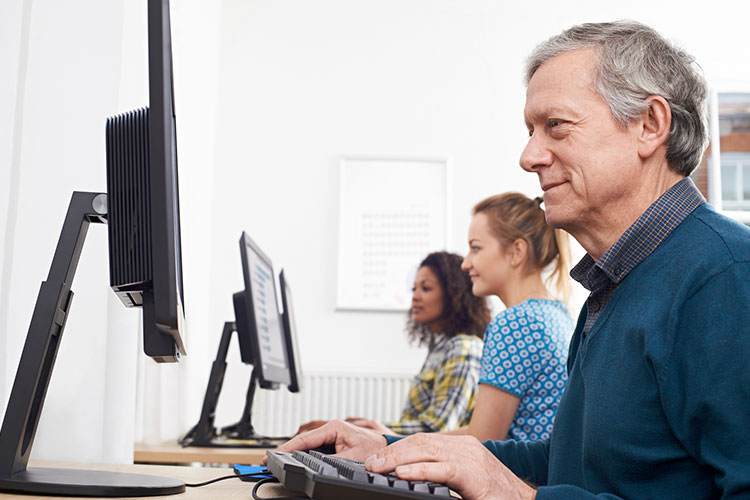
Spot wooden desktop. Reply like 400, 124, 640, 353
134, 441, 271, 465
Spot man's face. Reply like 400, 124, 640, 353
520, 49, 642, 233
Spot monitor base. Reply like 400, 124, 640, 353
189, 436, 289, 449
0, 467, 185, 497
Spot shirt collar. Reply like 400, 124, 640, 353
571, 177, 705, 292
429, 333, 449, 352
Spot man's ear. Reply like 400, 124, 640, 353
638, 95, 671, 160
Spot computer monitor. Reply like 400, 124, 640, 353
0, 0, 187, 495
218, 234, 293, 443
236, 232, 290, 388
279, 269, 303, 394
107, 0, 186, 362
180, 233, 302, 447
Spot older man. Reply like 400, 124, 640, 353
275, 21, 750, 500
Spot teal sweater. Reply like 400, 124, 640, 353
485, 204, 750, 499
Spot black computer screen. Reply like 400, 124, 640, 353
106, 0, 186, 362
279, 269, 303, 393
145, 0, 186, 359
237, 232, 290, 387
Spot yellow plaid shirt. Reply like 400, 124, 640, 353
386, 333, 483, 434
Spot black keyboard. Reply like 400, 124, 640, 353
265, 450, 456, 500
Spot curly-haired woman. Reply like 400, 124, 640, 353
297, 251, 490, 435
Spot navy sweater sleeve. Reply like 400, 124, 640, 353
483, 439, 550, 487
384, 434, 402, 446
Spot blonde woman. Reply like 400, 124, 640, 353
454, 192, 574, 441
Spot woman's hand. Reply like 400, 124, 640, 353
345, 417, 393, 435
365, 433, 536, 500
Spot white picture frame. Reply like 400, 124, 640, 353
336, 156, 451, 311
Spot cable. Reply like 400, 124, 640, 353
251, 477, 308, 500
185, 471, 271, 487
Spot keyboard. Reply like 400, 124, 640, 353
265, 450, 456, 500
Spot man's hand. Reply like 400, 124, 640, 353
365, 433, 536, 500
263, 419, 387, 464
295, 419, 328, 435
345, 417, 392, 435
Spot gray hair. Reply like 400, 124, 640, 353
525, 21, 708, 177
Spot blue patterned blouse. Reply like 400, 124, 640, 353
479, 299, 573, 441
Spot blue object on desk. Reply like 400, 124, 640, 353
233, 464, 273, 482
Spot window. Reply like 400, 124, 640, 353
720, 152, 750, 210
717, 93, 750, 212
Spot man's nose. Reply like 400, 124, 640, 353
520, 133, 553, 172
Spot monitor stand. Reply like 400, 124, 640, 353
180, 323, 288, 449
0, 192, 185, 496
218, 368, 288, 447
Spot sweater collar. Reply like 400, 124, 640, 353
571, 177, 705, 292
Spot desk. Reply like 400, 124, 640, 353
134, 441, 270, 465
0, 460, 291, 500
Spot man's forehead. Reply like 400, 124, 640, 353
523, 49, 600, 121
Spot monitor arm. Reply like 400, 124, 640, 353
0, 191, 184, 496
180, 322, 282, 448
219, 365, 262, 441
178, 321, 235, 446
0, 191, 107, 477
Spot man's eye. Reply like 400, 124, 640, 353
549, 119, 562, 128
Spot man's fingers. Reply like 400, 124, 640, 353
276, 423, 338, 454
365, 434, 440, 472
349, 419, 372, 428
395, 461, 494, 499
394, 461, 460, 484
365, 434, 479, 473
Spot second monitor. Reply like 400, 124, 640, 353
235, 232, 290, 390
180, 232, 301, 447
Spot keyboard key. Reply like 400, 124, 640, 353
430, 484, 451, 496
370, 473, 389, 487
411, 481, 431, 493
392, 479, 410, 489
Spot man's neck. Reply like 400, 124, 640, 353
572, 169, 685, 261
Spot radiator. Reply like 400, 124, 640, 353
251, 372, 414, 436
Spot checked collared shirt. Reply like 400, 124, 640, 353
570, 177, 706, 338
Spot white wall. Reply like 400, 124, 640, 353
205, 0, 750, 375
0, 0, 26, 417
0, 0, 141, 464
1, 0, 748, 463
